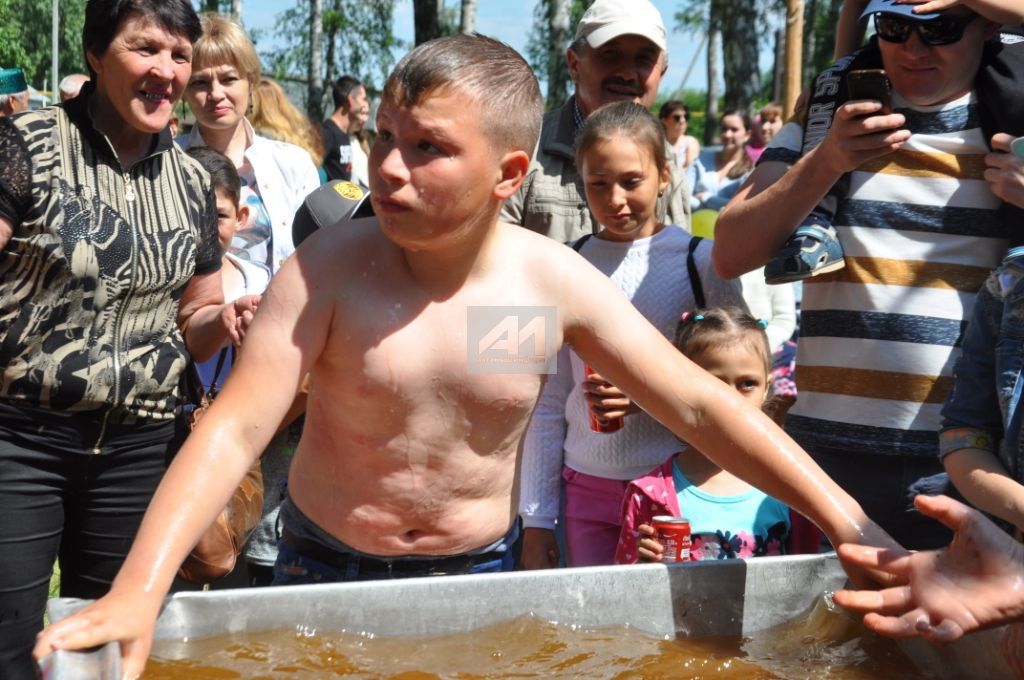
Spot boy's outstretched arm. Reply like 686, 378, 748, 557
555, 251, 901, 585
33, 242, 333, 678
834, 494, 1024, 642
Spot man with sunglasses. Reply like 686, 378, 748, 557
712, 0, 1023, 551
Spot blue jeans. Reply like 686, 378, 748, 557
272, 496, 519, 585
808, 444, 959, 551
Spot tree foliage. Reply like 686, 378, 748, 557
525, 0, 591, 110
0, 0, 87, 93
260, 0, 399, 100
673, 0, 785, 119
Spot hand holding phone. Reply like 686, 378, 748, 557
847, 69, 893, 116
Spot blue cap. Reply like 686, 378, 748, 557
0, 67, 27, 96
860, 0, 940, 20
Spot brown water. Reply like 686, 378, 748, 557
143, 598, 924, 679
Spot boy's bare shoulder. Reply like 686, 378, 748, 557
291, 218, 392, 275
495, 221, 602, 279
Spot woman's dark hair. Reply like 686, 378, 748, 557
83, 0, 202, 79
575, 101, 668, 178
186, 146, 241, 208
658, 100, 688, 121
331, 75, 364, 111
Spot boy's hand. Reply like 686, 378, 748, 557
34, 588, 161, 680
636, 524, 664, 563
833, 495, 1024, 642
816, 102, 909, 176
519, 527, 559, 570
582, 371, 641, 420
985, 133, 1024, 209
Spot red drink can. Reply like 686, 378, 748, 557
652, 516, 691, 563
584, 363, 624, 433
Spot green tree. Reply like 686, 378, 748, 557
674, 0, 785, 141
261, 0, 398, 116
804, 0, 843, 78
525, 0, 592, 110
0, 0, 87, 93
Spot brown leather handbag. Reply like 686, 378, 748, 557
177, 348, 265, 584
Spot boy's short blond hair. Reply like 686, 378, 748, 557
382, 34, 543, 160
194, 13, 261, 84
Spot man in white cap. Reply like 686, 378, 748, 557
0, 67, 30, 116
501, 0, 689, 242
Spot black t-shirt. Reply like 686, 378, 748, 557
322, 118, 353, 182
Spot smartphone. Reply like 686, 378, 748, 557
847, 69, 893, 115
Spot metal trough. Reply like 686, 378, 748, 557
41, 553, 1013, 679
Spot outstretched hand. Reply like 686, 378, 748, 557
834, 494, 1024, 643
34, 588, 161, 680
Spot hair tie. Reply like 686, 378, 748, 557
680, 312, 704, 322
757, 319, 768, 330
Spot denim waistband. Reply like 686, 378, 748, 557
279, 493, 519, 567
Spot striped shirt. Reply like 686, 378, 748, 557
0, 85, 221, 422
762, 91, 1008, 456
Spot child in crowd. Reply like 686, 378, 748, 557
939, 249, 1024, 532
36, 36, 897, 676
519, 102, 747, 569
616, 308, 815, 563
763, 0, 1024, 285
745, 101, 783, 165
185, 147, 298, 587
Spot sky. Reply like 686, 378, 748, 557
240, 0, 779, 98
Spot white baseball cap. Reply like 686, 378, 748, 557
574, 0, 668, 52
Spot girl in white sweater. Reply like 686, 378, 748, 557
518, 102, 746, 568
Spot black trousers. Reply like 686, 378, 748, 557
0, 402, 185, 679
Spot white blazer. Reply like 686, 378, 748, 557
180, 119, 321, 274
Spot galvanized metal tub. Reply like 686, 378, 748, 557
41, 553, 1012, 679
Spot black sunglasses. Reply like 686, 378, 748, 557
874, 12, 978, 47
671, 113, 688, 122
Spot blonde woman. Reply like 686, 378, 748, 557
250, 78, 326, 182
179, 14, 319, 586
180, 13, 320, 274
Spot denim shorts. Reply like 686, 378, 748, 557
272, 494, 519, 585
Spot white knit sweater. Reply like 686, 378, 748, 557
519, 226, 747, 530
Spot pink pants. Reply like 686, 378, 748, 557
562, 466, 629, 567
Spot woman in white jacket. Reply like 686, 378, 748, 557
180, 13, 320, 276
178, 14, 320, 587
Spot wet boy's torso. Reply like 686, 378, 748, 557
287, 220, 565, 557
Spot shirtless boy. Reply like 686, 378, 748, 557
35, 35, 899, 677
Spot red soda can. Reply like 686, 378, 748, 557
652, 516, 692, 563
584, 363, 624, 433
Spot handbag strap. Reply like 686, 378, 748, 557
687, 236, 706, 309
207, 346, 232, 395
